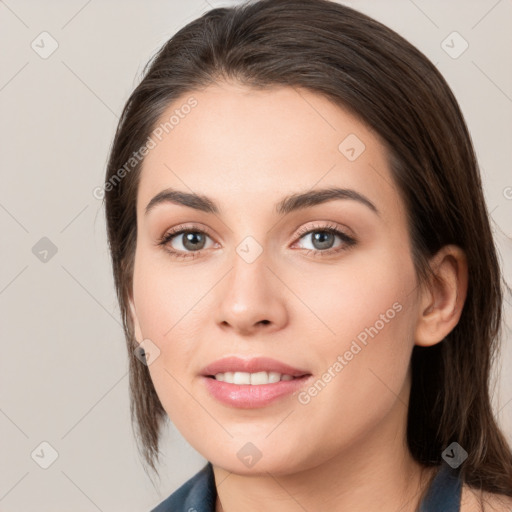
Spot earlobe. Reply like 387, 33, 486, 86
414, 245, 468, 347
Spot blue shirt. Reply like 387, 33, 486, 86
151, 461, 462, 512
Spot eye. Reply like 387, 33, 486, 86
293, 222, 356, 256
156, 224, 216, 259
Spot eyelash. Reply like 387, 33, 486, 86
156, 222, 357, 260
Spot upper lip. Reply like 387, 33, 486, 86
200, 356, 311, 378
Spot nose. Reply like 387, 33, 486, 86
215, 249, 288, 336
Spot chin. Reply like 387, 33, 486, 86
207, 447, 317, 477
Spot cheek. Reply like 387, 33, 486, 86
132, 247, 204, 342
132, 278, 201, 432
295, 246, 417, 414
131, 251, 198, 397
293, 242, 417, 350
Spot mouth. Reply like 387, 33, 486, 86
200, 356, 313, 408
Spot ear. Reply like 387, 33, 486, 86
414, 245, 468, 347
128, 294, 144, 343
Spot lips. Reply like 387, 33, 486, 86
200, 356, 311, 378
200, 356, 313, 408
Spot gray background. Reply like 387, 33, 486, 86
1, 0, 511, 510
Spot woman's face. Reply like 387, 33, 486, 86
129, 82, 423, 474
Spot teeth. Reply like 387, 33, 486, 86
213, 371, 296, 385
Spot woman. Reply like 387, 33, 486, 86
102, 0, 512, 510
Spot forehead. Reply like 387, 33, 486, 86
136, 82, 402, 223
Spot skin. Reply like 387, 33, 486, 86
128, 81, 473, 511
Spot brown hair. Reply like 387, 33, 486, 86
103, 0, 512, 496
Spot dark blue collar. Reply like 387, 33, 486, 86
419, 463, 462, 512
151, 463, 216, 512
151, 461, 461, 512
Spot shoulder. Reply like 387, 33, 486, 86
460, 483, 512, 512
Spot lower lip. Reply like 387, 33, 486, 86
202, 375, 312, 408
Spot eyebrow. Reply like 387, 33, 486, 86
144, 186, 379, 217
